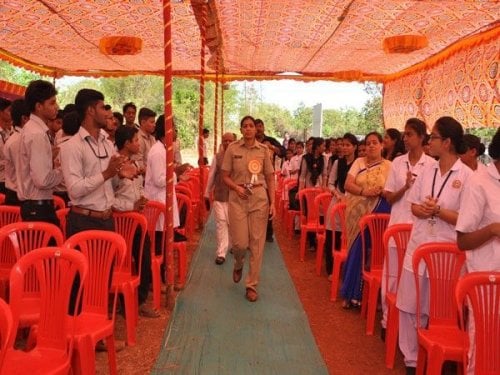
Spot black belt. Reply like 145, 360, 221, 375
23, 199, 54, 206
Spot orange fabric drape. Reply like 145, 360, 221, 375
383, 35, 499, 129
162, 0, 175, 286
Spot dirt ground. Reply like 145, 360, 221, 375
95, 217, 406, 374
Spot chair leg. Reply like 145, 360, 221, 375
152, 259, 161, 311
315, 233, 325, 276
361, 279, 369, 319
416, 345, 427, 375
299, 229, 306, 261
330, 255, 343, 301
426, 346, 445, 375
122, 286, 137, 346
385, 303, 399, 369
72, 335, 95, 375
106, 335, 118, 375
365, 280, 381, 335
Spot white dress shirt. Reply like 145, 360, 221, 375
3, 128, 21, 191
60, 126, 115, 210
16, 114, 62, 200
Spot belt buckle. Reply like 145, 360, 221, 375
243, 183, 253, 189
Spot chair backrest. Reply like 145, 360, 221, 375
383, 223, 413, 292
412, 242, 465, 327
0, 298, 13, 369
282, 178, 297, 202
0, 207, 21, 275
143, 200, 166, 252
0, 205, 21, 227
9, 247, 87, 351
64, 230, 126, 316
297, 187, 323, 224
456, 272, 500, 374
52, 195, 66, 210
330, 202, 347, 250
175, 185, 192, 200
176, 192, 192, 231
113, 212, 147, 275
314, 192, 332, 225
360, 213, 390, 272
56, 208, 70, 239
0, 222, 64, 260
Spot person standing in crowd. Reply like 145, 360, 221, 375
60, 89, 127, 236
280, 148, 294, 179
380, 118, 435, 339
204, 132, 236, 265
459, 134, 487, 173
113, 125, 159, 318
113, 111, 124, 127
136, 107, 156, 171
341, 131, 391, 309
357, 139, 367, 158
123, 102, 139, 128
396, 117, 472, 375
0, 98, 13, 194
282, 131, 290, 149
255, 118, 284, 243
289, 141, 304, 178
456, 128, 500, 375
16, 80, 62, 224
383, 128, 405, 161
3, 99, 29, 206
324, 133, 358, 279
103, 104, 117, 144
195, 128, 210, 165
221, 115, 275, 302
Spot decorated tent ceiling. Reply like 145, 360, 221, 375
0, 0, 498, 82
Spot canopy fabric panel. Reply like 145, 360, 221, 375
0, 80, 26, 100
0, 0, 498, 81
383, 36, 499, 129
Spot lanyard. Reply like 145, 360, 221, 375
431, 168, 453, 199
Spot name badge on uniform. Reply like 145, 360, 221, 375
248, 159, 262, 185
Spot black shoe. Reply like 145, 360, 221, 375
174, 230, 187, 242
266, 236, 274, 243
405, 367, 416, 375
380, 327, 386, 342
215, 256, 225, 265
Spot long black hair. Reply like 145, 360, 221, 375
303, 137, 325, 186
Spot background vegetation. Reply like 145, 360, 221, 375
1, 61, 495, 149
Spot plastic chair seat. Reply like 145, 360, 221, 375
68, 313, 113, 338
418, 326, 467, 357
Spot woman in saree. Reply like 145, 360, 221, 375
340, 131, 392, 308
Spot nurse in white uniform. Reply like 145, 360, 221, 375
456, 128, 500, 375
459, 133, 487, 173
396, 117, 473, 374
381, 118, 435, 334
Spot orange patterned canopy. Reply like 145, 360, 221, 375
0, 0, 498, 81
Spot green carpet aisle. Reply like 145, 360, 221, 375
152, 215, 329, 374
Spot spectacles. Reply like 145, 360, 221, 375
429, 134, 444, 141
85, 137, 109, 159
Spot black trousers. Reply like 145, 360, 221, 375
20, 200, 59, 226
133, 229, 152, 305
4, 188, 21, 206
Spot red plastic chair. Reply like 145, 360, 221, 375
314, 192, 333, 275
0, 298, 14, 371
56, 207, 70, 240
360, 213, 390, 335
143, 201, 166, 311
112, 211, 147, 346
0, 222, 64, 328
297, 187, 323, 261
64, 230, 126, 375
53, 194, 66, 210
0, 194, 4, 205
283, 179, 300, 235
456, 272, 500, 375
412, 242, 466, 375
176, 192, 193, 239
383, 223, 413, 369
0, 206, 21, 300
2, 247, 88, 375
329, 202, 347, 302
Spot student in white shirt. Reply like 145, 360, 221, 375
381, 118, 435, 336
280, 148, 294, 179
456, 128, 500, 375
459, 133, 487, 173
396, 117, 473, 373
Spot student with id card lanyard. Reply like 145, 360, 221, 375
395, 116, 472, 375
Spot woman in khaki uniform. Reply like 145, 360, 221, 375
222, 115, 275, 302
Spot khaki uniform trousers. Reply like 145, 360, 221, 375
228, 186, 269, 292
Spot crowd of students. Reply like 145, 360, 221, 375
278, 119, 499, 375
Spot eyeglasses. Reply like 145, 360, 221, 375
429, 134, 444, 141
85, 137, 109, 159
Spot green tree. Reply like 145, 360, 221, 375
0, 61, 44, 85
